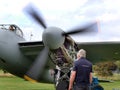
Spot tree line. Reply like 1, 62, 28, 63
93, 61, 120, 76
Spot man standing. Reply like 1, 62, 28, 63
68, 49, 93, 90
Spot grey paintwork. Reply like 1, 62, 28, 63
77, 42, 120, 64
0, 29, 54, 83
0, 30, 31, 77
42, 27, 65, 49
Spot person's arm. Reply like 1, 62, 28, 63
68, 71, 76, 90
89, 64, 93, 84
89, 72, 92, 84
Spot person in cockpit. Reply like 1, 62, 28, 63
9, 25, 15, 31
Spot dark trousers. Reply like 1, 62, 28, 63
73, 85, 89, 90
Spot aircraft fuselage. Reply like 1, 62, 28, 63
0, 29, 54, 83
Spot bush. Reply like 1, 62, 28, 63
93, 61, 117, 77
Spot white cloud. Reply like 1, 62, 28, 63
103, 0, 120, 10
32, 0, 88, 11
97, 13, 119, 23
0, 0, 30, 13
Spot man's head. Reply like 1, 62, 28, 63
9, 25, 15, 31
77, 49, 86, 59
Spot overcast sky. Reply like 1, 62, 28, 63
0, 0, 120, 42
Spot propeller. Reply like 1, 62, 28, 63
24, 47, 49, 82
24, 4, 47, 29
62, 22, 98, 36
24, 4, 49, 82
24, 4, 98, 82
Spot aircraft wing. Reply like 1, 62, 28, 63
18, 41, 55, 68
18, 41, 44, 60
77, 41, 120, 64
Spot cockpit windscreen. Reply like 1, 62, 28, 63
0, 24, 23, 37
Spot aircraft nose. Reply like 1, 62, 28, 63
42, 27, 65, 49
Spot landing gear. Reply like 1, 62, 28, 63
54, 67, 71, 90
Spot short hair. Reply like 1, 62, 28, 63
77, 49, 86, 58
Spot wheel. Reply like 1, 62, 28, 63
56, 80, 69, 90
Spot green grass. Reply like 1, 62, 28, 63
0, 76, 120, 90
100, 81, 120, 90
0, 76, 55, 90
0, 69, 120, 90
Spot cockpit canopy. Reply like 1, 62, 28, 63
0, 24, 23, 37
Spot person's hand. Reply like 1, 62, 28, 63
68, 86, 72, 90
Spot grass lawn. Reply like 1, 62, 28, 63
100, 81, 120, 90
0, 76, 120, 90
0, 69, 120, 90
0, 76, 55, 90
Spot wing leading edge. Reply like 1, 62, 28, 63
18, 41, 44, 60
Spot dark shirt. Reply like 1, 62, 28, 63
73, 57, 92, 86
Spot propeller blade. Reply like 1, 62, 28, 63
24, 4, 47, 29
24, 47, 49, 82
63, 22, 99, 36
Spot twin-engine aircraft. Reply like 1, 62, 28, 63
0, 4, 120, 90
